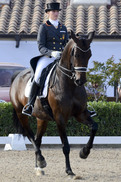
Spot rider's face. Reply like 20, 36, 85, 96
47, 10, 59, 20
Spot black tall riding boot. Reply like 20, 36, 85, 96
22, 81, 40, 116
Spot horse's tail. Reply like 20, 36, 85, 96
13, 108, 26, 136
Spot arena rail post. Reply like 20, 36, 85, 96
0, 135, 121, 151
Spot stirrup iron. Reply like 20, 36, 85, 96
22, 104, 34, 116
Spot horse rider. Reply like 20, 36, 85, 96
22, 1, 96, 117
22, 2, 69, 116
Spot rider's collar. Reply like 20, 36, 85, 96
49, 18, 58, 27
46, 20, 62, 27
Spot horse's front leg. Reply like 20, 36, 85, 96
76, 112, 98, 159
56, 117, 75, 176
79, 119, 98, 159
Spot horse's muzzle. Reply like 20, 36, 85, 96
75, 79, 87, 87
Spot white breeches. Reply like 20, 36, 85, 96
34, 56, 55, 84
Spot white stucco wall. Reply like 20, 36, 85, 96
0, 40, 39, 67
0, 39, 121, 96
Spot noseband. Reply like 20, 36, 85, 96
57, 44, 90, 84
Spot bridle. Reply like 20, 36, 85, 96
57, 44, 90, 85
72, 44, 90, 73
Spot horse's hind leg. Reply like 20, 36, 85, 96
14, 110, 46, 169
34, 119, 48, 169
76, 111, 98, 159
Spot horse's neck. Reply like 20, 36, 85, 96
60, 40, 74, 68
55, 40, 75, 89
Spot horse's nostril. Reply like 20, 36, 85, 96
76, 80, 80, 84
75, 80, 83, 86
75, 79, 87, 86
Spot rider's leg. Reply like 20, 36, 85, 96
22, 56, 55, 116
34, 56, 55, 85
22, 80, 40, 116
34, 56, 55, 96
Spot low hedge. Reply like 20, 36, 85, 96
0, 101, 121, 136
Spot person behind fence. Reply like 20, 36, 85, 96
22, 2, 69, 116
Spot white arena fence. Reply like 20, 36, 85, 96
0, 134, 121, 151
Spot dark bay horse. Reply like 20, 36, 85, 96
10, 31, 98, 176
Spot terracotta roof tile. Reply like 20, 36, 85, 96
8, 0, 22, 34
0, 0, 121, 36
65, 5, 75, 31
76, 5, 85, 34
19, 0, 33, 34
109, 5, 119, 34
30, 0, 45, 34
98, 5, 108, 35
87, 6, 97, 34
0, 5, 10, 33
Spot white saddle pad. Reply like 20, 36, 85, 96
25, 64, 56, 98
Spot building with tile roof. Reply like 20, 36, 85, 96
0, 0, 121, 96
0, 0, 121, 45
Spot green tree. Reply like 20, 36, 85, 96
86, 56, 121, 102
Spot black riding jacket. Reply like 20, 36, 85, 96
37, 20, 69, 57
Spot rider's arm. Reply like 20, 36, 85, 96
37, 24, 52, 57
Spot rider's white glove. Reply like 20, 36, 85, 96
51, 51, 61, 59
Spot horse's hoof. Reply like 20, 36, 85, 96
66, 169, 75, 176
40, 159, 47, 168
37, 159, 47, 168
79, 147, 90, 159
74, 175, 83, 180
35, 167, 45, 176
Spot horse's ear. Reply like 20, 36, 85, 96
70, 30, 77, 42
88, 31, 95, 43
